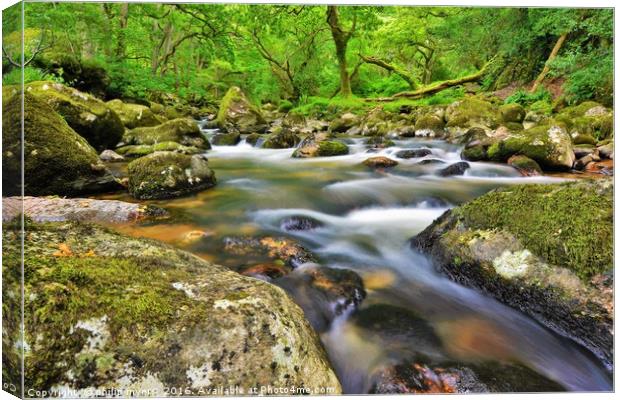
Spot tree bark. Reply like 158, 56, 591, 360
326, 6, 354, 97
115, 3, 129, 60
530, 32, 567, 93
359, 54, 417, 89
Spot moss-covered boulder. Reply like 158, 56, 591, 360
123, 118, 210, 149
445, 98, 501, 131
329, 112, 359, 133
411, 179, 613, 367
507, 155, 542, 176
555, 102, 614, 141
116, 141, 203, 158
414, 114, 445, 137
211, 132, 241, 146
2, 92, 121, 197
499, 103, 526, 123
2, 222, 342, 396
127, 152, 216, 199
25, 81, 123, 151
362, 156, 399, 169
292, 134, 349, 158
487, 123, 575, 170
262, 128, 300, 149
106, 99, 163, 129
215, 86, 268, 134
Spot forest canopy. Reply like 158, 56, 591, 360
2, 3, 614, 107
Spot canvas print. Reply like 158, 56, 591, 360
1, 0, 614, 397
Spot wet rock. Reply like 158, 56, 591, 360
2, 196, 167, 224
572, 133, 598, 146
438, 161, 470, 177
499, 103, 526, 123
211, 132, 241, 146
365, 136, 395, 149
395, 148, 432, 159
362, 156, 399, 169
574, 153, 601, 171
414, 114, 445, 137
262, 128, 300, 149
573, 145, 596, 159
329, 112, 359, 133
411, 179, 613, 367
240, 263, 292, 280
222, 236, 316, 268
416, 158, 446, 166
2, 92, 121, 197
277, 265, 366, 332
280, 216, 324, 231
507, 155, 542, 176
2, 222, 341, 395
99, 149, 125, 162
124, 118, 210, 149
127, 152, 216, 200
245, 132, 263, 146
215, 86, 268, 134
598, 143, 614, 159
116, 141, 203, 158
106, 99, 163, 129
24, 81, 124, 151
445, 98, 500, 131
292, 133, 349, 158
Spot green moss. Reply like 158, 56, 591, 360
462, 145, 487, 161
446, 97, 500, 129
106, 99, 162, 129
499, 103, 525, 123
528, 100, 552, 116
124, 118, 208, 149
278, 100, 294, 113
215, 86, 266, 131
116, 142, 202, 158
317, 141, 349, 156
414, 114, 445, 131
456, 180, 613, 282
572, 134, 598, 146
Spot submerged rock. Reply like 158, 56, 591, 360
362, 156, 399, 169
123, 118, 210, 149
222, 236, 316, 268
280, 215, 324, 231
215, 86, 268, 134
292, 134, 349, 158
24, 81, 124, 151
262, 128, 300, 149
411, 179, 613, 367
2, 92, 121, 197
438, 161, 470, 177
395, 148, 432, 159
2, 222, 342, 395
127, 152, 216, 200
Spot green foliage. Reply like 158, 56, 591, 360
505, 88, 552, 107
2, 66, 60, 85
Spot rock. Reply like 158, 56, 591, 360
572, 133, 598, 146
395, 148, 432, 159
438, 162, 470, 177
211, 132, 241, 146
507, 155, 542, 176
555, 102, 613, 141
262, 128, 300, 149
365, 136, 395, 149
99, 149, 125, 162
598, 143, 614, 159
245, 133, 262, 146
363, 156, 399, 169
25, 81, 124, 151
1, 222, 341, 395
416, 159, 446, 166
574, 154, 601, 170
222, 236, 316, 269
487, 123, 575, 170
2, 92, 121, 197
414, 114, 445, 137
116, 142, 203, 158
280, 216, 324, 231
239, 263, 292, 280
573, 145, 596, 159
329, 112, 359, 133
215, 86, 268, 134
499, 103, 526, 123
292, 134, 349, 158
2, 196, 167, 224
106, 99, 163, 129
123, 118, 210, 149
277, 265, 366, 332
127, 152, 216, 200
445, 98, 500, 130
411, 179, 613, 367
34, 53, 111, 98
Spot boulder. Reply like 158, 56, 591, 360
116, 142, 203, 158
280, 216, 324, 231
507, 155, 542, 176
262, 128, 300, 149
395, 149, 432, 159
573, 145, 596, 159
598, 143, 614, 159
2, 92, 121, 197
438, 162, 470, 177
25, 81, 123, 151
329, 112, 359, 133
414, 114, 445, 137
106, 99, 163, 129
364, 136, 395, 149
445, 98, 500, 131
362, 156, 399, 169
123, 118, 210, 149
292, 134, 349, 158
486, 123, 575, 170
555, 102, 613, 141
2, 222, 341, 395
99, 149, 125, 162
215, 86, 268, 134
499, 103, 526, 123
222, 236, 316, 269
211, 132, 241, 146
127, 152, 216, 200
411, 179, 613, 367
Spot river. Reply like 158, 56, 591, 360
98, 126, 612, 393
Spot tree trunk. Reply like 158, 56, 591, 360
327, 6, 354, 97
359, 54, 417, 89
115, 3, 129, 60
530, 32, 567, 93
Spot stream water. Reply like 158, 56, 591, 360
99, 126, 612, 393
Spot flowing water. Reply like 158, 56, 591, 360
99, 127, 612, 393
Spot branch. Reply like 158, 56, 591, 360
359, 53, 417, 89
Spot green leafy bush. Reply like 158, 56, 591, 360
505, 88, 551, 107
2, 66, 61, 85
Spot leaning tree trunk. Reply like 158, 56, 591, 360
359, 54, 417, 89
115, 3, 129, 60
327, 6, 354, 98
530, 32, 567, 93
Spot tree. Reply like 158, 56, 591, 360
326, 6, 356, 97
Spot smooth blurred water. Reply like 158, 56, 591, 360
98, 132, 611, 392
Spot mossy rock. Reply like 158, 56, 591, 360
106, 99, 163, 129
116, 142, 203, 158
487, 123, 575, 170
411, 179, 613, 367
317, 141, 349, 157
127, 152, 216, 199
499, 103, 526, 123
25, 81, 123, 151
461, 145, 487, 161
572, 133, 598, 146
245, 133, 263, 146
2, 222, 341, 395
211, 132, 241, 146
507, 155, 542, 176
445, 98, 501, 130
123, 118, 209, 149
215, 86, 268, 134
414, 114, 445, 137
262, 129, 300, 149
292, 133, 348, 158
2, 92, 120, 197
